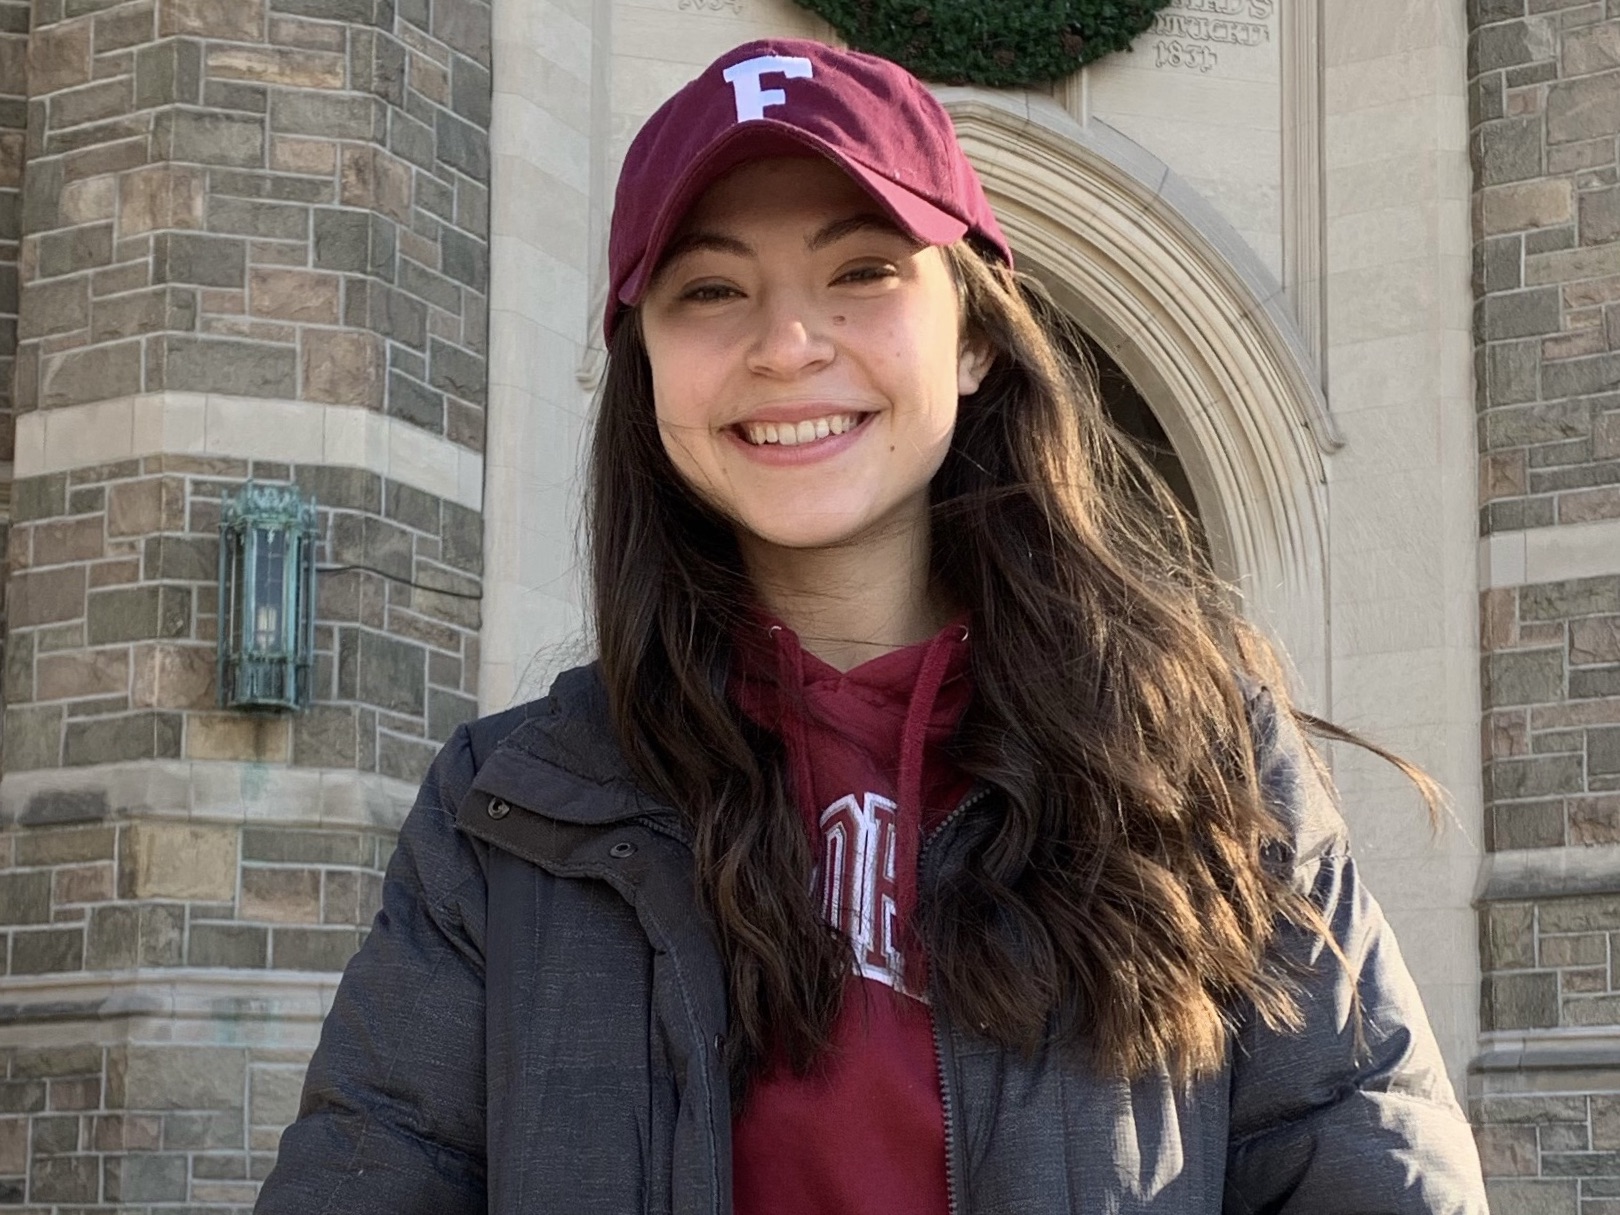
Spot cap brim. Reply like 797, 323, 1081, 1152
617, 122, 970, 308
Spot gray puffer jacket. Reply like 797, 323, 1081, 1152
255, 663, 1487, 1214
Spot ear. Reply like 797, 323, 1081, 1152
957, 335, 995, 396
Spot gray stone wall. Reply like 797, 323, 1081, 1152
0, 0, 491, 1206
0, 823, 393, 1206
16, 0, 490, 445
1471, 1, 1620, 1211
3, 459, 480, 777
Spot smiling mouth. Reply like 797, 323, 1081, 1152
735, 412, 870, 447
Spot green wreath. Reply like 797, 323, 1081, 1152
795, 0, 1175, 87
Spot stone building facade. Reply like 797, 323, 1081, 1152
1468, 0, 1620, 1210
0, 0, 491, 1205
0, 0, 1609, 1209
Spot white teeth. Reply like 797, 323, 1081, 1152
739, 413, 863, 446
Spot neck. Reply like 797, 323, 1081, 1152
741, 517, 946, 672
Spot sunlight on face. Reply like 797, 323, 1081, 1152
638, 156, 992, 561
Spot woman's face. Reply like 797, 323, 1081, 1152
639, 156, 991, 555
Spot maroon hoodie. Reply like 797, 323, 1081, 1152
730, 619, 973, 1215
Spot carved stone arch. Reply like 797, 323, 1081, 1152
940, 89, 1337, 701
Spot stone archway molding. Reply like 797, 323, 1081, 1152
940, 88, 1336, 702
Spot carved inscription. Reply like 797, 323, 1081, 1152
678, 0, 742, 11
1150, 0, 1273, 73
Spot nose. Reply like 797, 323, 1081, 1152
744, 290, 834, 380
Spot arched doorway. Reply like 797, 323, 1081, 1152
943, 89, 1336, 704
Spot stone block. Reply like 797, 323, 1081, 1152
242, 826, 368, 865
36, 649, 129, 701
1595, 727, 1620, 776
1549, 73, 1620, 144
385, 480, 438, 534
106, 476, 184, 537
29, 1154, 98, 1204
377, 730, 435, 783
144, 533, 216, 581
1486, 648, 1566, 706
1523, 577, 1620, 621
163, 1107, 243, 1149
241, 866, 320, 923
209, 194, 308, 239
270, 89, 380, 140
185, 711, 290, 762
271, 925, 361, 970
86, 584, 190, 644
189, 921, 268, 967
160, 0, 265, 37
429, 338, 485, 406
441, 500, 480, 573
1561, 995, 1620, 1026
1545, 352, 1620, 400
339, 628, 425, 715
0, 871, 51, 925
388, 369, 442, 428
339, 143, 410, 223
433, 0, 490, 60
1488, 339, 1540, 404
86, 903, 184, 968
37, 222, 113, 278
1572, 667, 1620, 698
31, 515, 104, 568
130, 642, 215, 710
292, 465, 380, 513
118, 821, 237, 901
116, 1045, 244, 1110
1489, 753, 1586, 799
249, 1066, 302, 1127
1582, 187, 1620, 246
19, 275, 89, 339
1481, 116, 1544, 185
1486, 970, 1560, 1031
1563, 20, 1620, 75
10, 926, 84, 974
64, 710, 183, 765
1485, 286, 1564, 339
1540, 932, 1607, 967
154, 107, 265, 168
290, 702, 359, 767
427, 687, 475, 741
1543, 895, 1620, 932
435, 107, 488, 181
27, 21, 91, 95
14, 474, 68, 524
271, 134, 336, 175
153, 230, 244, 287
1569, 795, 1620, 844
118, 164, 205, 238
208, 44, 344, 88
135, 37, 204, 109
40, 340, 144, 408
1492, 800, 1566, 849
55, 861, 115, 904
18, 789, 109, 827
249, 266, 339, 324
9, 565, 87, 627
1484, 179, 1575, 233
14, 824, 116, 866
1476, 1123, 1538, 1177
157, 333, 297, 397
104, 1152, 189, 1203
303, 328, 381, 407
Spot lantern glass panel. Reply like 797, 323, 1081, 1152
254, 528, 286, 652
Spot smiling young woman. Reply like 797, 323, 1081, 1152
256, 38, 1489, 1215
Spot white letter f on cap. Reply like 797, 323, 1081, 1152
722, 55, 813, 122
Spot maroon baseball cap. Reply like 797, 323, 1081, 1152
605, 38, 1012, 340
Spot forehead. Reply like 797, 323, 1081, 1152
675, 155, 887, 235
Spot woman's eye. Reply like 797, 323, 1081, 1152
680, 282, 741, 303
835, 263, 898, 285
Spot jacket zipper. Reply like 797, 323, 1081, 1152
922, 784, 992, 1215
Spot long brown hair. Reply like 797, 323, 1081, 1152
587, 242, 1438, 1091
